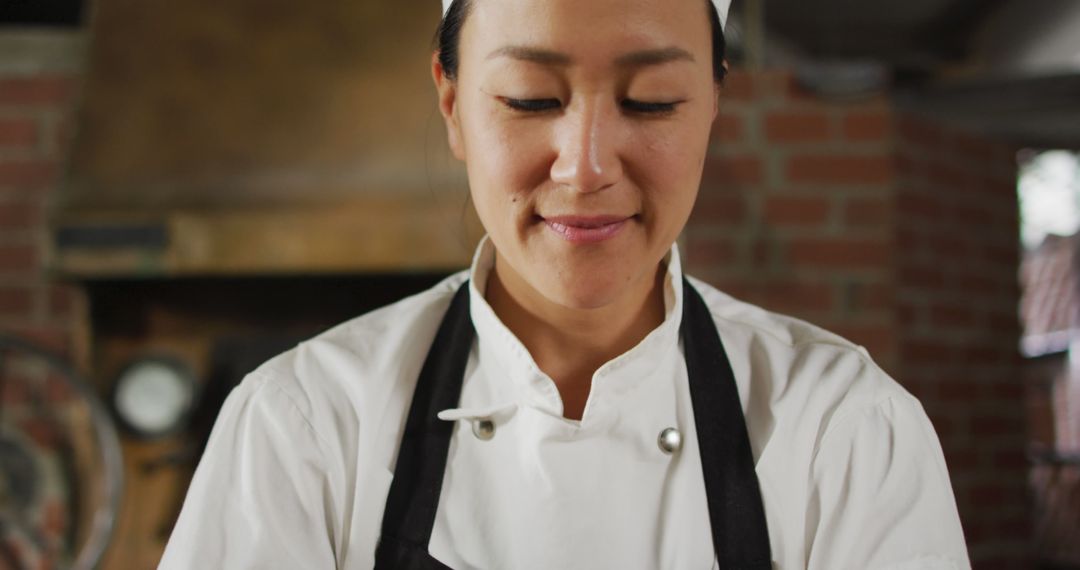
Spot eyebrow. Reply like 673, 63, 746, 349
487, 46, 572, 66
486, 45, 696, 68
614, 47, 696, 67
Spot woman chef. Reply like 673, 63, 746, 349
161, 0, 970, 568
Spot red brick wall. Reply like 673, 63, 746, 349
687, 69, 1030, 566
0, 42, 88, 569
894, 115, 1028, 567
688, 70, 897, 369
0, 70, 81, 354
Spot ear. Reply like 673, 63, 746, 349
432, 51, 466, 161
712, 58, 729, 119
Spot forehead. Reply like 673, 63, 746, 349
459, 0, 713, 67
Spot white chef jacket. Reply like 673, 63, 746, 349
160, 237, 970, 570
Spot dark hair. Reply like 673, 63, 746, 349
436, 0, 728, 85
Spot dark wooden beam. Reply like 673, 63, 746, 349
898, 73, 1080, 148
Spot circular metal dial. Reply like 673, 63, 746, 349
113, 359, 194, 437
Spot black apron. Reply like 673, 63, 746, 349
374, 279, 771, 569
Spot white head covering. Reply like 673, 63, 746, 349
440, 0, 732, 31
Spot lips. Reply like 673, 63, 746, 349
541, 215, 631, 244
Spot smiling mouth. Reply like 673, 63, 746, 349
540, 214, 633, 244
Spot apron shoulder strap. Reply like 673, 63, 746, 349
681, 278, 772, 569
376, 282, 473, 569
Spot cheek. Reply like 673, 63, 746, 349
632, 123, 708, 218
462, 112, 552, 207
459, 126, 528, 245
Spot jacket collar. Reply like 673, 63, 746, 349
452, 236, 685, 422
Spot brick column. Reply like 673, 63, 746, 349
687, 69, 1029, 567
0, 34, 84, 355
895, 116, 1027, 567
688, 70, 896, 367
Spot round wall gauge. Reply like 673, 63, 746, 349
111, 357, 197, 439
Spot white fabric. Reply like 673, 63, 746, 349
160, 237, 970, 570
440, 0, 733, 30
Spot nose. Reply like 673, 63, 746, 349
550, 96, 623, 193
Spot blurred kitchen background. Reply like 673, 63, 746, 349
1, 0, 1078, 567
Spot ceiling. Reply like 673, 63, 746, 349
758, 0, 1008, 66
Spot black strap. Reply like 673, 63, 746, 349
682, 279, 772, 569
375, 279, 771, 569
375, 284, 472, 569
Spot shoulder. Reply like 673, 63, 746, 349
169, 275, 472, 567
686, 278, 966, 567
685, 276, 920, 453
688, 275, 874, 357
687, 275, 902, 391
253, 270, 467, 398
231, 271, 469, 466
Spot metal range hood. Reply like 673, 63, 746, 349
51, 0, 479, 277
759, 0, 1080, 147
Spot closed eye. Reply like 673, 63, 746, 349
621, 99, 683, 114
502, 98, 561, 112
500, 97, 685, 115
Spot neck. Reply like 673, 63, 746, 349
484, 252, 667, 420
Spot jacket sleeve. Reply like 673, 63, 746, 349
805, 392, 971, 570
159, 373, 338, 569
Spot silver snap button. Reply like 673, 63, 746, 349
473, 419, 495, 441
658, 427, 682, 454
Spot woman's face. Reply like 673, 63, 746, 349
434, 0, 717, 310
